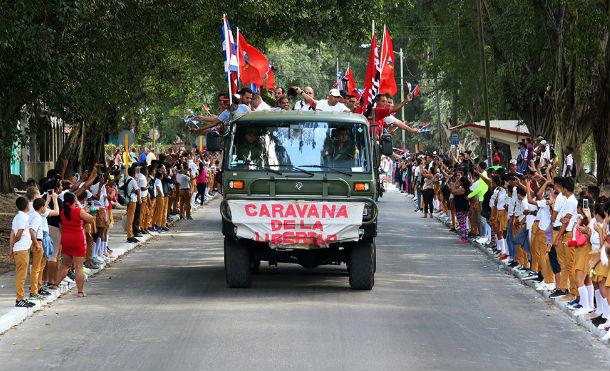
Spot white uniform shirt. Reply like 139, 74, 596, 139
524, 199, 536, 228
315, 100, 349, 112
496, 187, 508, 210
125, 176, 139, 203
136, 173, 148, 198
293, 100, 314, 111
29, 211, 44, 240
154, 178, 164, 198
590, 221, 602, 250
562, 194, 579, 232
536, 200, 552, 231
12, 211, 32, 252
552, 193, 567, 228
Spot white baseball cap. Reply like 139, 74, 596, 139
329, 89, 341, 97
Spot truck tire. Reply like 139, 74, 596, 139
224, 236, 251, 288
349, 239, 375, 290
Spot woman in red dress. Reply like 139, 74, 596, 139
55, 192, 95, 297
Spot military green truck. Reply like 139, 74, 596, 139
216, 111, 392, 290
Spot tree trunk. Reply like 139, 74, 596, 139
56, 122, 107, 176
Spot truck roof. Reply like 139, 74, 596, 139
232, 110, 369, 126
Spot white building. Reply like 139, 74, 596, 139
449, 120, 530, 161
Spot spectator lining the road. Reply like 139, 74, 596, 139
398, 142, 610, 341
55, 192, 95, 297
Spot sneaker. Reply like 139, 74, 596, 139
162, 227, 169, 231
560, 294, 576, 302
573, 307, 592, 316
594, 318, 608, 327
85, 262, 100, 270
584, 312, 601, 321
601, 330, 610, 341
82, 267, 92, 276
15, 299, 35, 308
67, 271, 76, 281
92, 257, 105, 265
568, 303, 582, 310
522, 272, 539, 281
127, 237, 140, 243
134, 233, 143, 238
567, 298, 580, 306
28, 293, 44, 301
38, 288, 51, 296
549, 289, 567, 299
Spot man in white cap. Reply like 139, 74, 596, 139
294, 87, 350, 112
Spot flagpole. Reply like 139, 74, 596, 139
336, 57, 339, 88
223, 14, 233, 105
236, 27, 241, 90
399, 47, 405, 146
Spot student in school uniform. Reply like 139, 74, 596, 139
10, 197, 36, 308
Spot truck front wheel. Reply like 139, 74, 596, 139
224, 236, 251, 288
349, 239, 375, 290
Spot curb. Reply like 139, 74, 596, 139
423, 206, 610, 344
0, 194, 220, 334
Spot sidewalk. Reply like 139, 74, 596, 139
0, 195, 219, 334
398, 192, 610, 344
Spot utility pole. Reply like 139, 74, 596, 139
431, 29, 443, 150
399, 48, 405, 146
476, 0, 492, 162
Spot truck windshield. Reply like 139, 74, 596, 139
228, 121, 370, 173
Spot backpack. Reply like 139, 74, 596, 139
148, 177, 156, 199
118, 177, 133, 205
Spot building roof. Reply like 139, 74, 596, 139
449, 120, 530, 136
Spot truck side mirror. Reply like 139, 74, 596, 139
206, 131, 223, 152
380, 134, 393, 156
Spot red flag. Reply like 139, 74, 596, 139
362, 35, 380, 116
344, 66, 358, 94
265, 66, 276, 90
379, 27, 397, 96
237, 31, 269, 86
411, 85, 420, 97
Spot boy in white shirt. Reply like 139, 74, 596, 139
10, 197, 35, 308
28, 198, 50, 300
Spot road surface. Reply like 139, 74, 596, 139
0, 190, 609, 370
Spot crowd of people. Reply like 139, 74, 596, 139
9, 148, 222, 307
190, 86, 421, 137
393, 137, 610, 340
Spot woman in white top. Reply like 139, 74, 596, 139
587, 204, 609, 325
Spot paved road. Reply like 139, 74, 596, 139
1, 190, 609, 370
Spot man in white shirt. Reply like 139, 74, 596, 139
125, 166, 140, 243
253, 93, 272, 111
549, 177, 577, 299
11, 197, 35, 307
315, 89, 350, 112
176, 167, 193, 220
293, 87, 316, 111
136, 167, 150, 236
562, 146, 574, 177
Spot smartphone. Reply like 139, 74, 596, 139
583, 199, 589, 209
47, 189, 53, 195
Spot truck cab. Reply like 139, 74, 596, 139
219, 111, 379, 289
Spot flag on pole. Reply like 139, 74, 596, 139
221, 15, 238, 99
265, 65, 276, 90
362, 34, 380, 116
411, 85, 420, 97
336, 58, 344, 91
237, 30, 270, 86
343, 65, 358, 96
379, 26, 397, 96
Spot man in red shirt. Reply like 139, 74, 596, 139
363, 93, 413, 137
